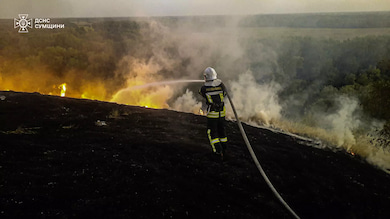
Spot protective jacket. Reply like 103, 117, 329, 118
199, 79, 227, 118
199, 78, 228, 156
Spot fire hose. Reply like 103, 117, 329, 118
226, 91, 300, 219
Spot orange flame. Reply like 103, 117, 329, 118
1, 69, 171, 109
59, 83, 67, 97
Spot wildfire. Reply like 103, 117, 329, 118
110, 82, 173, 109
348, 149, 356, 156
1, 70, 174, 109
59, 83, 67, 97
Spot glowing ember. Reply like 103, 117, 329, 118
59, 83, 67, 97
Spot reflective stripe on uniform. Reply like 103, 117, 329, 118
211, 138, 220, 145
206, 107, 226, 118
219, 93, 224, 102
207, 90, 223, 96
207, 129, 218, 152
206, 94, 213, 103
220, 137, 228, 142
207, 111, 224, 118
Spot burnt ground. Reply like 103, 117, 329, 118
0, 91, 390, 219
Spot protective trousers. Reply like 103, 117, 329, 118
207, 116, 227, 155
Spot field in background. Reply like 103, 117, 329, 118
242, 27, 390, 40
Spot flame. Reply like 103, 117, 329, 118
59, 83, 67, 97
1, 73, 170, 108
0, 54, 176, 109
0, 61, 172, 109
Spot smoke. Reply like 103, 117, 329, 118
171, 89, 202, 114
0, 0, 73, 18
110, 54, 174, 108
338, 103, 390, 171
322, 96, 362, 148
313, 96, 390, 171
3, 0, 390, 19
110, 17, 250, 111
227, 70, 282, 125
275, 93, 389, 170
121, 18, 390, 172
2, 14, 390, 172
109, 20, 198, 108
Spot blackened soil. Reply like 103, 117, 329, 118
1, 91, 390, 218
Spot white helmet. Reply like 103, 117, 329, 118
203, 67, 217, 81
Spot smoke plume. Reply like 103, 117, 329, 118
122, 18, 390, 172
227, 70, 282, 125
2, 14, 390, 172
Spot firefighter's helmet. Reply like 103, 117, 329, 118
204, 67, 217, 81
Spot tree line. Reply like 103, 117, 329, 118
244, 35, 390, 138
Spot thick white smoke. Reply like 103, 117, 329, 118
171, 89, 202, 114
317, 96, 390, 171
111, 55, 174, 108
109, 18, 390, 172
112, 17, 253, 114
227, 70, 282, 125
323, 96, 362, 148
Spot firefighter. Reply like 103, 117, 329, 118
199, 67, 228, 159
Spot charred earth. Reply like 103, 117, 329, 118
1, 91, 390, 218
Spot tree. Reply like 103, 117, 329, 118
378, 59, 390, 79
364, 80, 390, 120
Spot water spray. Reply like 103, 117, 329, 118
126, 79, 204, 91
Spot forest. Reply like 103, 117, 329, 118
1, 12, 390, 150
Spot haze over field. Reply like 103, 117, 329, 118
1, 0, 390, 18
